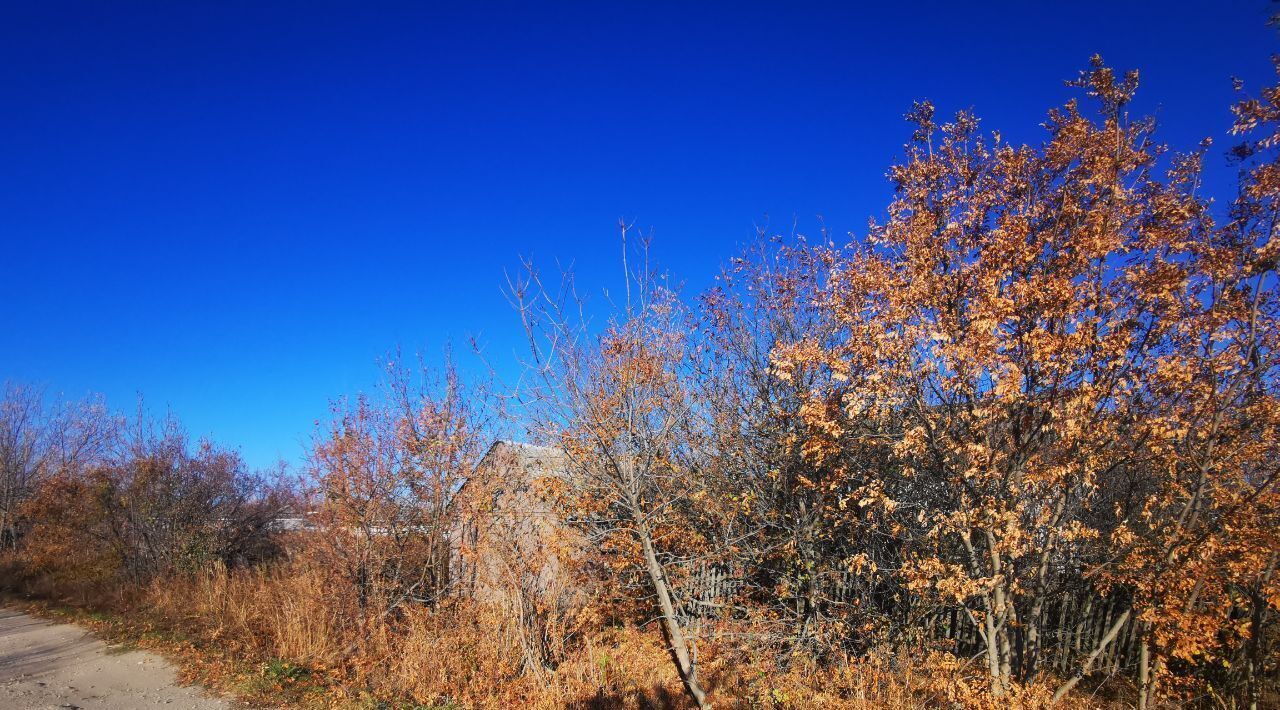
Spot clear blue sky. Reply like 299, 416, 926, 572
2, 1, 1276, 470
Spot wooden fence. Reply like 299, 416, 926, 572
673, 563, 1278, 699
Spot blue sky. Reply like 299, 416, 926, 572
1, 1, 1276, 470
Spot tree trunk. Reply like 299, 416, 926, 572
982, 596, 1003, 697
987, 536, 1013, 695
637, 523, 710, 709
1247, 589, 1264, 710
1051, 607, 1130, 704
0, 507, 12, 550
1138, 635, 1150, 710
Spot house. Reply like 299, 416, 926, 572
450, 440, 581, 604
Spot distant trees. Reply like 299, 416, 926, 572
21, 411, 291, 584
0, 385, 50, 550
0, 384, 112, 551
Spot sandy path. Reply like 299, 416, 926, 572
0, 607, 232, 709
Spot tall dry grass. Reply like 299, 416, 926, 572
5, 550, 1105, 708
134, 561, 1095, 708
133, 557, 678, 707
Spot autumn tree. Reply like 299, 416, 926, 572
511, 228, 719, 708
697, 234, 900, 656
1092, 58, 1280, 708
772, 56, 1280, 705
309, 358, 487, 621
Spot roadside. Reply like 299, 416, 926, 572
0, 607, 233, 709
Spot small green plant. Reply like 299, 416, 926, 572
596, 652, 612, 686
263, 658, 311, 684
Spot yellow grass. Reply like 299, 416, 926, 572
3, 553, 1106, 709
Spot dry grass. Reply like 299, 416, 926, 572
2, 554, 1110, 709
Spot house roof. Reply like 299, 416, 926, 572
458, 440, 568, 499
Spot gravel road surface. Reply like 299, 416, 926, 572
0, 607, 231, 709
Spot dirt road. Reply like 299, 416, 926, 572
0, 607, 231, 709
